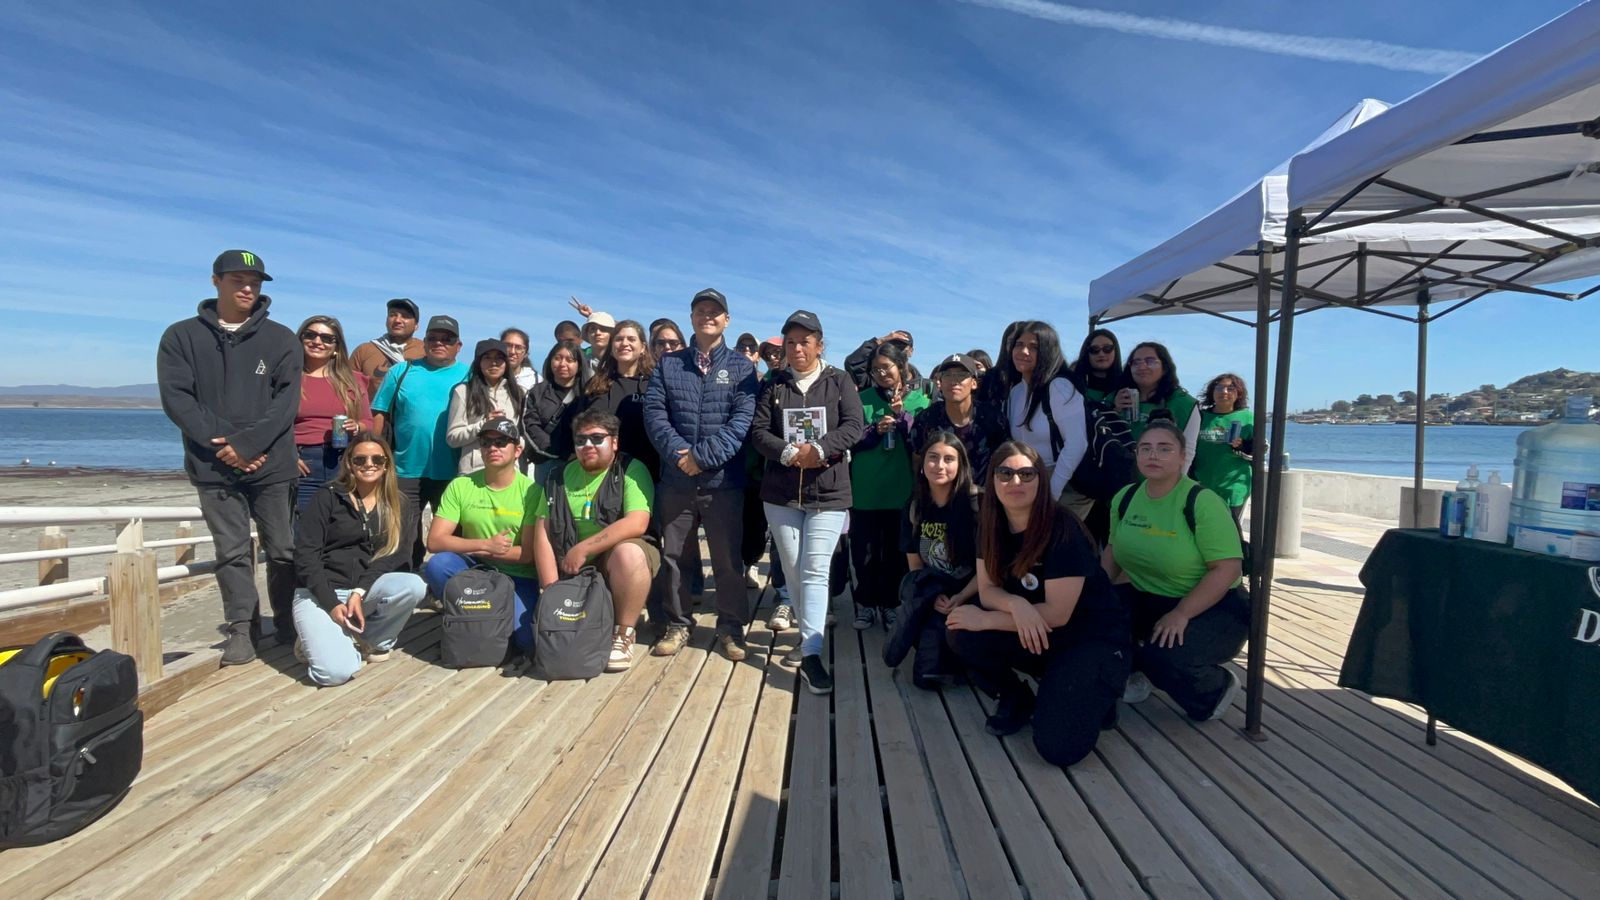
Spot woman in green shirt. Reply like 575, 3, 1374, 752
1116, 341, 1200, 472
851, 342, 931, 629
1191, 373, 1255, 523
1102, 420, 1247, 722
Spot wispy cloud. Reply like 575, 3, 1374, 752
959, 0, 1483, 74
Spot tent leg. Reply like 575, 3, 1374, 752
1413, 286, 1430, 525
1244, 241, 1273, 741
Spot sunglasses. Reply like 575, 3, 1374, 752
424, 334, 457, 345
574, 432, 611, 447
479, 436, 517, 449
994, 466, 1039, 484
654, 339, 685, 351
349, 454, 387, 468
301, 331, 337, 345
1088, 344, 1115, 354
737, 345, 759, 354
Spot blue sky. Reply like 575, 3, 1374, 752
1, 0, 1593, 409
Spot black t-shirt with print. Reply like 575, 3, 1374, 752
991, 516, 1128, 644
899, 494, 978, 582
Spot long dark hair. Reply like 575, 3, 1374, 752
586, 319, 656, 398
980, 441, 1082, 582
869, 342, 912, 395
542, 340, 587, 390
913, 431, 977, 571
1072, 328, 1126, 395
995, 320, 1070, 429
1124, 340, 1181, 405
1201, 372, 1249, 411
466, 343, 526, 420
501, 327, 532, 372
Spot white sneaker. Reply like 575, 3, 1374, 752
744, 565, 761, 589
1207, 668, 1243, 721
852, 607, 876, 630
768, 604, 794, 632
1122, 671, 1152, 704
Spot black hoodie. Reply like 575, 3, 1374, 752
157, 296, 302, 486
294, 484, 418, 610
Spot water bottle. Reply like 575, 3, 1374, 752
1455, 465, 1480, 539
1510, 396, 1600, 560
884, 427, 896, 450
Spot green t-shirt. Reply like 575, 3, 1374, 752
1191, 409, 1254, 507
1109, 476, 1242, 598
541, 458, 655, 556
1132, 387, 1198, 442
851, 386, 931, 510
435, 470, 543, 579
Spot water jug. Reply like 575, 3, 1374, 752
1509, 396, 1600, 560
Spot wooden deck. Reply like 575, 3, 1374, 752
4, 574, 1599, 899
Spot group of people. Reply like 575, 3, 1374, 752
158, 248, 1259, 769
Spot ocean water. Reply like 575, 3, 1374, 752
0, 408, 1531, 480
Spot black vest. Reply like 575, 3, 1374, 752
542, 453, 658, 559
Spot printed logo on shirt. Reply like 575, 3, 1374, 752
1122, 511, 1176, 539
254, 360, 267, 375
716, 369, 730, 385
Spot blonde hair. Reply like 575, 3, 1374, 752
333, 433, 405, 559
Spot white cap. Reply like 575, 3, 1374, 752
585, 311, 616, 329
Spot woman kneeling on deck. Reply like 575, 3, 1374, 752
1102, 420, 1247, 721
946, 441, 1131, 767
293, 432, 426, 685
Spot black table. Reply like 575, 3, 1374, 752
1341, 529, 1600, 802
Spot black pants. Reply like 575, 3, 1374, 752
849, 508, 905, 609
398, 476, 451, 569
657, 484, 749, 634
195, 480, 296, 630
947, 628, 1130, 768
741, 486, 767, 569
1120, 583, 1250, 720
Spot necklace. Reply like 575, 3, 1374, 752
574, 471, 604, 520
351, 491, 380, 542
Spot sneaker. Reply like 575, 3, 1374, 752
781, 646, 805, 667
881, 608, 898, 630
986, 688, 1036, 736
799, 654, 833, 694
768, 604, 795, 632
852, 607, 876, 630
652, 624, 691, 657
717, 632, 747, 662
293, 637, 308, 665
744, 565, 761, 589
1122, 671, 1153, 705
1207, 668, 1243, 721
357, 639, 391, 663
607, 626, 637, 673
221, 630, 256, 667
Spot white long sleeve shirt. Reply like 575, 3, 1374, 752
1007, 377, 1087, 500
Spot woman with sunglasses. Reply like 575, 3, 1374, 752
946, 441, 1130, 767
1193, 373, 1256, 523
649, 319, 688, 357
522, 340, 589, 484
1070, 328, 1126, 405
447, 338, 527, 475
850, 341, 931, 630
994, 320, 1087, 509
1103, 421, 1247, 722
293, 316, 373, 512
292, 432, 426, 686
1118, 341, 1200, 472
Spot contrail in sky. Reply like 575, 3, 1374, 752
959, 0, 1482, 74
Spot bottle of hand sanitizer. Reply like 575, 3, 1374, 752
1474, 469, 1512, 544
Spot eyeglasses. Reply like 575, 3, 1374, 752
574, 432, 611, 447
424, 334, 456, 345
479, 436, 517, 449
1129, 358, 1161, 369
994, 466, 1039, 484
301, 331, 337, 345
1088, 344, 1115, 355
1136, 445, 1179, 457
504, 344, 527, 354
653, 339, 684, 351
349, 454, 387, 468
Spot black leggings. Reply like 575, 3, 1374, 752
849, 508, 906, 609
946, 628, 1130, 767
1120, 583, 1250, 719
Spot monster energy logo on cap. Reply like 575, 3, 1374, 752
212, 249, 273, 281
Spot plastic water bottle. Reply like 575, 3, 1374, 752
1510, 396, 1600, 560
1455, 465, 1480, 539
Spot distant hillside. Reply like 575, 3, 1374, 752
1298, 368, 1599, 424
0, 383, 158, 398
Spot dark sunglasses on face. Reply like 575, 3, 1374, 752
654, 339, 684, 351
479, 436, 517, 449
1089, 344, 1115, 354
302, 331, 337, 345
424, 334, 457, 345
349, 454, 387, 468
574, 432, 611, 447
994, 466, 1040, 484
738, 345, 758, 354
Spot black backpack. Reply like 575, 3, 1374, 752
439, 565, 516, 668
0, 632, 144, 848
531, 567, 615, 681
1067, 397, 1136, 502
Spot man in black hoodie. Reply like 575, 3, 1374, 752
157, 250, 303, 666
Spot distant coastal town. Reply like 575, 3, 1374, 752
1291, 368, 1600, 425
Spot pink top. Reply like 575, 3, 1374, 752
295, 373, 373, 446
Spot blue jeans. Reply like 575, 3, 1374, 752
764, 504, 848, 656
291, 572, 426, 686
422, 551, 537, 650
295, 444, 343, 513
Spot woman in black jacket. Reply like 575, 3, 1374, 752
292, 432, 425, 686
577, 319, 660, 480
521, 339, 588, 483
752, 310, 865, 695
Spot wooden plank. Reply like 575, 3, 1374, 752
776, 661, 833, 900
646, 646, 768, 900
136, 647, 221, 718
858, 628, 962, 900
832, 627, 893, 900
942, 688, 1084, 899
38, 524, 68, 584
708, 626, 796, 900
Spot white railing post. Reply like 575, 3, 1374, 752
38, 525, 68, 585
108, 518, 163, 684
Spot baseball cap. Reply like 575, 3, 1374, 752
386, 298, 419, 319
479, 416, 520, 442
213, 250, 271, 281
762, 336, 783, 348
691, 288, 728, 314
782, 310, 822, 335
934, 353, 980, 380
425, 315, 459, 338
735, 332, 758, 351
585, 311, 617, 330
473, 338, 507, 361
886, 330, 914, 348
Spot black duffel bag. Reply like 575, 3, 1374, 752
440, 565, 516, 668
532, 567, 614, 681
0, 631, 144, 848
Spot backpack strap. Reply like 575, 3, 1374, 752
1037, 379, 1066, 457
1115, 484, 1136, 523
1115, 483, 1205, 536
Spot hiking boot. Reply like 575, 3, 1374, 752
1207, 668, 1243, 721
606, 626, 637, 673
1122, 671, 1153, 705
767, 604, 794, 632
852, 607, 876, 630
986, 687, 1035, 736
652, 624, 690, 657
717, 632, 747, 662
799, 654, 833, 694
221, 629, 256, 666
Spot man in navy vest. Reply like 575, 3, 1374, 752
643, 288, 759, 660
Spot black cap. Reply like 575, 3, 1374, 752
213, 249, 271, 281
479, 416, 520, 442
425, 315, 459, 338
886, 331, 914, 348
386, 298, 419, 319
691, 288, 728, 314
473, 338, 507, 361
934, 353, 980, 380
782, 309, 822, 335
735, 332, 758, 351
